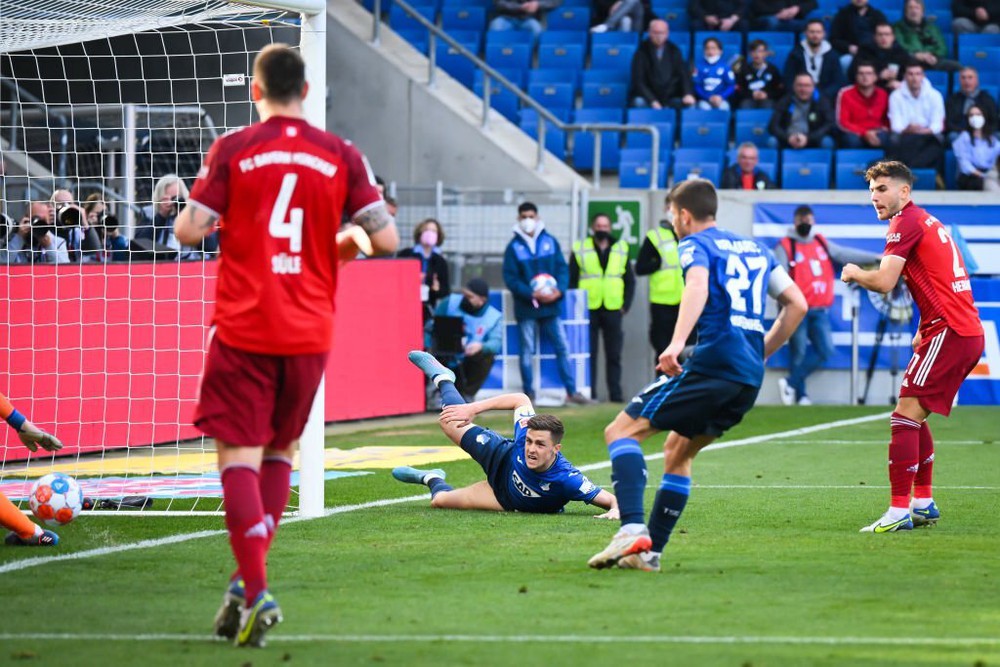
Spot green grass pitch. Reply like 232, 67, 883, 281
1, 405, 998, 666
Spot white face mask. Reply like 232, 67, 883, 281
519, 217, 537, 234
969, 115, 986, 130
705, 54, 721, 64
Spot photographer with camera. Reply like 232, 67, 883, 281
2, 201, 70, 264
50, 189, 102, 263
137, 175, 218, 261
84, 194, 129, 262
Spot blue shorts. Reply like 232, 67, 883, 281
460, 426, 517, 510
624, 371, 759, 438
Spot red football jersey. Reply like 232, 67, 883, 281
883, 201, 982, 337
189, 116, 382, 355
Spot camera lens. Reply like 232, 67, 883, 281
58, 204, 82, 227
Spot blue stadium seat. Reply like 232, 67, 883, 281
926, 9, 952, 32
746, 31, 794, 49
590, 31, 640, 50
693, 31, 742, 58
620, 147, 660, 165
958, 45, 1000, 66
547, 6, 591, 30
538, 42, 586, 70
590, 44, 638, 74
540, 30, 588, 50
440, 6, 486, 32
442, 0, 489, 6
529, 68, 578, 89
923, 0, 951, 11
485, 42, 532, 71
581, 68, 630, 86
362, 0, 394, 13
520, 112, 568, 160
581, 81, 628, 108
528, 81, 576, 109
628, 107, 678, 124
957, 33, 1000, 48
573, 108, 624, 171
782, 148, 833, 165
835, 149, 883, 189
681, 107, 731, 127
881, 8, 903, 24
944, 150, 957, 190
473, 70, 523, 122
396, 29, 429, 54
389, 3, 436, 36
673, 148, 725, 185
734, 109, 773, 147
910, 167, 938, 190
625, 119, 674, 153
619, 160, 668, 188
726, 147, 777, 181
561, 0, 591, 6
782, 163, 830, 189
669, 32, 691, 62
436, 36, 481, 89
925, 69, 949, 92
680, 122, 728, 148
475, 67, 525, 90
771, 44, 793, 68
485, 30, 535, 49
656, 5, 690, 30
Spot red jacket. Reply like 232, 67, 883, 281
836, 85, 889, 136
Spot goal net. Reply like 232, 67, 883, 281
0, 1, 323, 516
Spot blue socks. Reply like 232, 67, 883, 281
427, 477, 453, 498
437, 379, 465, 407
648, 473, 691, 552
608, 438, 647, 526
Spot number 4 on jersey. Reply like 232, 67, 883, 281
270, 173, 303, 253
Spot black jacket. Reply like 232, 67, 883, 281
397, 248, 451, 321
850, 42, 910, 87
689, 0, 744, 21
751, 0, 816, 19
735, 61, 786, 104
829, 4, 888, 53
768, 92, 836, 147
629, 40, 693, 104
720, 165, 778, 189
593, 0, 651, 24
784, 42, 848, 100
945, 89, 1000, 135
952, 0, 1000, 25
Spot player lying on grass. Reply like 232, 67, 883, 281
395, 351, 619, 518
1, 391, 64, 546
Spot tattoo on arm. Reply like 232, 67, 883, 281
353, 205, 392, 235
198, 213, 219, 231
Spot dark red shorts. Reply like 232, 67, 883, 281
194, 333, 328, 449
900, 327, 984, 416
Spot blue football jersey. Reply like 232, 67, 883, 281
678, 226, 777, 387
500, 410, 602, 513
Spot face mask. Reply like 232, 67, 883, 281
795, 222, 812, 237
705, 54, 721, 64
592, 230, 612, 243
419, 229, 438, 246
459, 298, 477, 314
969, 115, 986, 130
519, 217, 537, 234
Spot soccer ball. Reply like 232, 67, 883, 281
530, 273, 558, 296
29, 473, 83, 527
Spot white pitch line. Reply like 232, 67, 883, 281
0, 412, 891, 577
0, 632, 997, 648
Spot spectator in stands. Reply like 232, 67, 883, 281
888, 60, 946, 168
953, 106, 1000, 189
84, 194, 128, 262
945, 66, 999, 142
384, 194, 399, 218
837, 61, 891, 147
851, 22, 908, 90
430, 277, 503, 402
895, 0, 962, 71
689, 0, 744, 32
784, 20, 848, 100
502, 202, 592, 405
774, 205, 881, 406
591, 0, 651, 32
735, 39, 787, 109
830, 0, 889, 74
488, 0, 562, 45
398, 218, 451, 323
50, 188, 100, 263
138, 175, 218, 260
3, 203, 70, 264
570, 213, 635, 403
952, 0, 1000, 33
629, 19, 695, 109
693, 37, 737, 110
721, 142, 779, 189
751, 0, 816, 32
768, 73, 837, 149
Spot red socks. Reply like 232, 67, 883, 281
914, 420, 935, 499
222, 465, 268, 604
888, 413, 922, 509
260, 456, 293, 553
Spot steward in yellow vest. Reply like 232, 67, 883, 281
569, 214, 635, 403
635, 218, 685, 357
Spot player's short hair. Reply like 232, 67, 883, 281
253, 43, 306, 104
854, 60, 876, 74
748, 39, 768, 52
518, 202, 538, 216
865, 160, 914, 185
805, 18, 825, 30
526, 414, 564, 443
413, 218, 444, 245
904, 59, 925, 73
703, 37, 722, 51
667, 178, 717, 222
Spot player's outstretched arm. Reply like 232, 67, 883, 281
840, 255, 905, 294
658, 266, 708, 376
352, 203, 399, 256
439, 392, 533, 428
591, 489, 620, 520
174, 202, 218, 246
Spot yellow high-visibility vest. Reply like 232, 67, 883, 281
646, 226, 683, 305
572, 237, 629, 311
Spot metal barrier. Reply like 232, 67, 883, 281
367, 0, 661, 190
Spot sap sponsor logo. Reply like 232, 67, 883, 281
679, 249, 696, 269
512, 470, 540, 498
952, 279, 972, 293
477, 433, 491, 445
579, 478, 596, 495
886, 232, 901, 243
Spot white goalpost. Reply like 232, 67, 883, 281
0, 0, 328, 517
